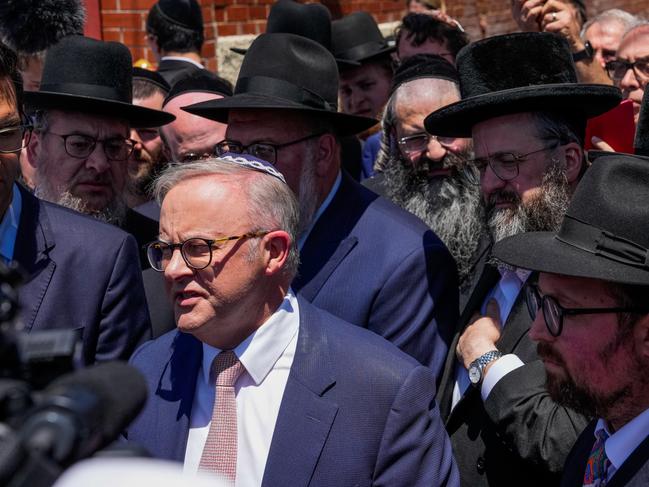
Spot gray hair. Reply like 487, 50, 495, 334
153, 158, 300, 279
581, 9, 644, 40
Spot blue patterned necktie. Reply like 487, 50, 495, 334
583, 429, 611, 486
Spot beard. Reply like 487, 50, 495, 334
486, 162, 571, 243
383, 149, 486, 284
296, 143, 321, 237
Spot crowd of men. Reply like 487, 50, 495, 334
0, 0, 648, 485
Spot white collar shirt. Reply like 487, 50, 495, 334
160, 56, 204, 69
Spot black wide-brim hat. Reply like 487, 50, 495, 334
424, 32, 622, 137
24, 36, 175, 128
183, 33, 377, 136
494, 153, 649, 286
331, 12, 395, 67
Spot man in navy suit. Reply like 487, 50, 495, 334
0, 44, 150, 363
126, 155, 458, 486
184, 33, 458, 377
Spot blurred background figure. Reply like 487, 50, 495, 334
581, 8, 641, 68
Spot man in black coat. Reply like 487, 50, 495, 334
424, 32, 621, 486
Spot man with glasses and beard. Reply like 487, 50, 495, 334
424, 32, 621, 486
369, 54, 484, 296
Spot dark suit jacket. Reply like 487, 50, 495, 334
122, 208, 159, 269
15, 185, 151, 364
126, 297, 459, 487
294, 173, 458, 376
561, 421, 649, 487
156, 58, 202, 87
437, 260, 589, 487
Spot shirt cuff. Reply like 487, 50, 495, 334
480, 354, 525, 401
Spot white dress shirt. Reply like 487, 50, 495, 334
593, 406, 649, 482
452, 268, 529, 409
160, 56, 204, 69
183, 290, 300, 487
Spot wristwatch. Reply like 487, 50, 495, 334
572, 41, 593, 62
468, 350, 503, 387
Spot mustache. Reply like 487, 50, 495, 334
537, 342, 566, 367
487, 190, 521, 208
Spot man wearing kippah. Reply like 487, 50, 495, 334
425, 32, 621, 486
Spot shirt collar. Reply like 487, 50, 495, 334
160, 56, 204, 69
298, 171, 341, 250
201, 289, 299, 386
598, 407, 649, 470
0, 184, 22, 262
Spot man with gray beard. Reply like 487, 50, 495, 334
423, 33, 622, 487
369, 54, 485, 290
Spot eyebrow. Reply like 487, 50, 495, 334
0, 116, 22, 130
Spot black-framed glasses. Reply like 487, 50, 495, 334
397, 132, 458, 154
605, 58, 649, 83
0, 124, 32, 153
215, 132, 325, 165
466, 141, 561, 185
145, 231, 269, 272
525, 283, 649, 337
46, 132, 136, 161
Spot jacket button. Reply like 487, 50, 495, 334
476, 456, 486, 473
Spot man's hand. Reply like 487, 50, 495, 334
590, 136, 615, 152
511, 0, 544, 32
457, 299, 502, 370
419, 9, 465, 31
540, 0, 582, 51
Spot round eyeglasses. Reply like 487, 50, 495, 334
525, 283, 649, 337
0, 124, 32, 153
46, 132, 136, 161
145, 231, 269, 272
215, 132, 325, 165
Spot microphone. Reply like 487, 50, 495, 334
17, 362, 147, 467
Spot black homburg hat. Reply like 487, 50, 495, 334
331, 12, 395, 67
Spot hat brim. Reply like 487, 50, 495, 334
182, 93, 378, 136
493, 232, 649, 285
336, 46, 395, 67
424, 84, 622, 137
23, 91, 176, 128
230, 46, 361, 67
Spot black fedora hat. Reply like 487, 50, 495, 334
424, 32, 622, 138
494, 153, 649, 285
331, 12, 395, 67
182, 33, 377, 136
24, 36, 175, 128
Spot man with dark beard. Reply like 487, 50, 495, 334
493, 151, 649, 486
370, 54, 484, 292
424, 32, 622, 486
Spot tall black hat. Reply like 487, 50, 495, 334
183, 33, 377, 136
331, 12, 395, 66
424, 32, 622, 137
23, 36, 175, 128
152, 0, 203, 31
494, 154, 649, 285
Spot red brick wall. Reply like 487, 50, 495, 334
94, 0, 648, 72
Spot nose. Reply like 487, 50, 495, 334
425, 136, 447, 162
85, 142, 111, 173
480, 163, 506, 202
164, 247, 193, 282
528, 305, 552, 343
619, 66, 639, 91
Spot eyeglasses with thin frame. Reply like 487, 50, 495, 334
145, 231, 270, 272
45, 132, 136, 161
397, 132, 458, 155
465, 140, 561, 185
0, 124, 32, 153
215, 132, 326, 165
525, 283, 649, 337
605, 58, 649, 83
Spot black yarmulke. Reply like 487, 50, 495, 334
164, 70, 233, 106
133, 67, 170, 93
154, 0, 203, 31
391, 54, 459, 93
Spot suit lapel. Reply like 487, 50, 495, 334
561, 422, 596, 487
262, 299, 338, 487
13, 186, 56, 332
608, 433, 649, 487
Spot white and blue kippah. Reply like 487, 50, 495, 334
218, 152, 287, 184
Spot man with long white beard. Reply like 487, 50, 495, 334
371, 54, 484, 290
424, 32, 622, 487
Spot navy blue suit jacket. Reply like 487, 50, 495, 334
126, 297, 459, 487
293, 173, 459, 376
14, 185, 151, 364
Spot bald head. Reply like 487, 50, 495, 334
161, 91, 228, 163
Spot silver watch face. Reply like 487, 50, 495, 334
469, 364, 481, 384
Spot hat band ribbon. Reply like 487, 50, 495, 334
555, 215, 649, 269
335, 40, 390, 62
38, 83, 126, 103
236, 76, 336, 112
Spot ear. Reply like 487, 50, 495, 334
25, 131, 41, 169
313, 133, 338, 177
261, 230, 291, 277
562, 142, 583, 184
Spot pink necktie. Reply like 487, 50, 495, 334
198, 351, 245, 482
